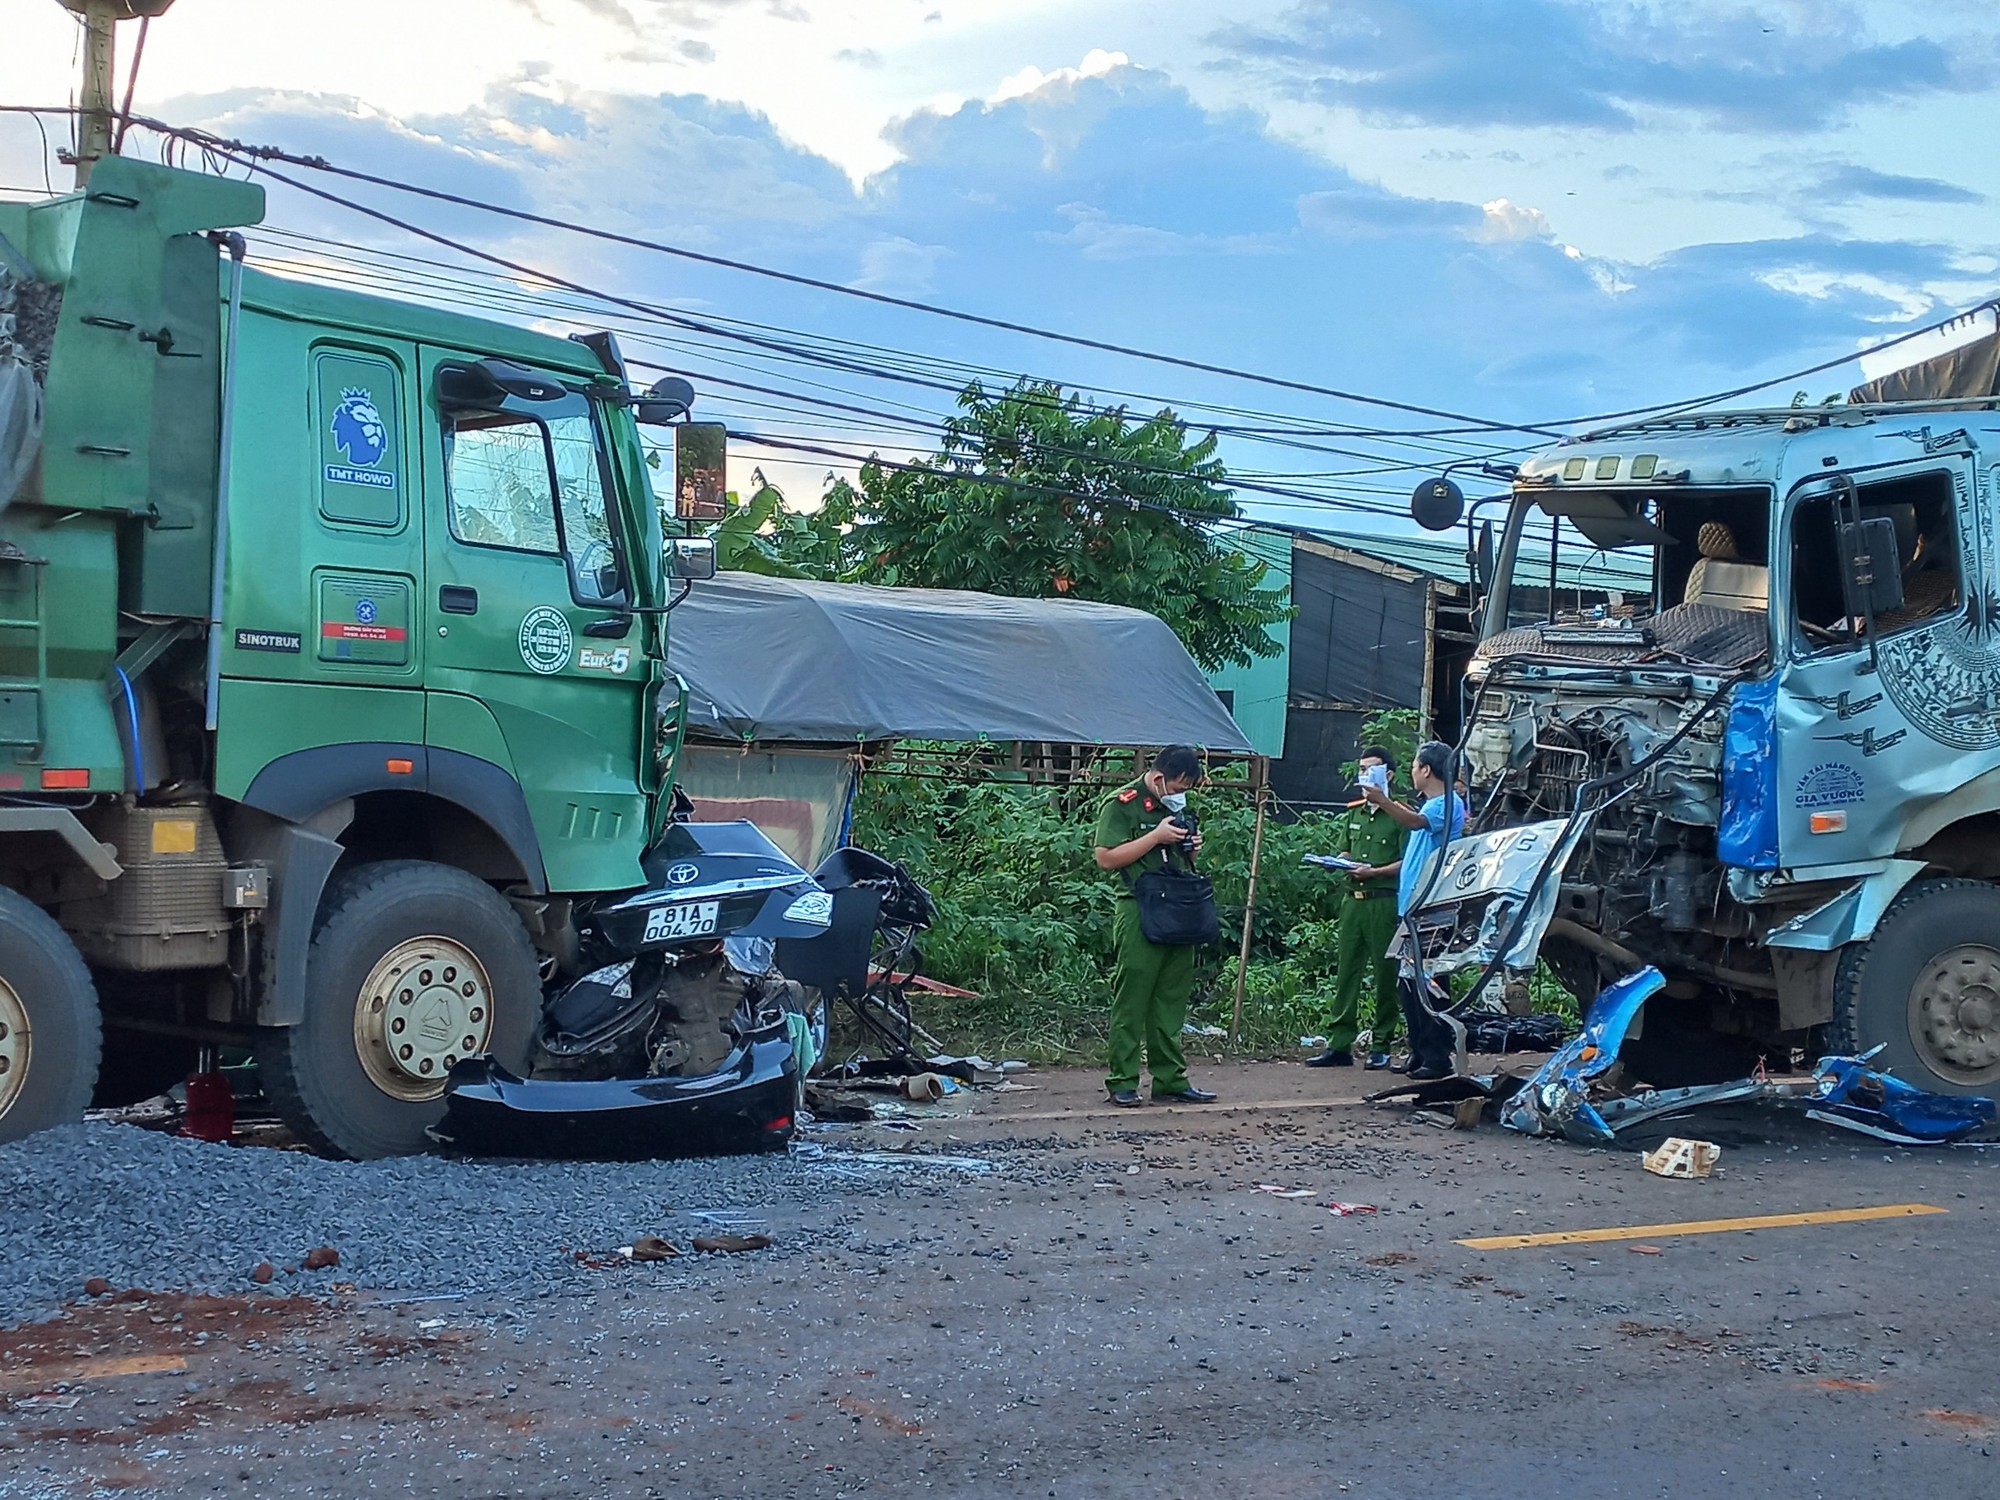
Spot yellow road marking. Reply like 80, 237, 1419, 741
1460, 1202, 1946, 1250
0, 1354, 188, 1392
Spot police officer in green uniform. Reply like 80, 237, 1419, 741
1092, 745, 1218, 1107
1307, 745, 1405, 1070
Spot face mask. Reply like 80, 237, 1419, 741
1160, 791, 1188, 812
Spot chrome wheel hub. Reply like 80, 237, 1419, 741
1909, 945, 2000, 1085
0, 980, 29, 1121
352, 937, 494, 1102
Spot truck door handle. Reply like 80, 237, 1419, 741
439, 585, 479, 615
583, 614, 633, 639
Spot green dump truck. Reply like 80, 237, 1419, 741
0, 152, 725, 1155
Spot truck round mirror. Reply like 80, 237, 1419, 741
1411, 476, 1464, 531
635, 376, 695, 426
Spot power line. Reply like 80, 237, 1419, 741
4, 106, 1990, 439
247, 222, 1520, 469
94, 111, 1561, 437
241, 237, 1476, 519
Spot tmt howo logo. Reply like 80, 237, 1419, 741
326, 387, 396, 489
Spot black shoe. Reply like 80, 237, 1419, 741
1305, 1049, 1353, 1068
1407, 1062, 1453, 1082
1364, 1052, 1393, 1071
1152, 1086, 1218, 1104
1108, 1088, 1142, 1107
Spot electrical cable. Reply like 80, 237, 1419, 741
49, 107, 1992, 439
246, 220, 1526, 464
87, 112, 1566, 437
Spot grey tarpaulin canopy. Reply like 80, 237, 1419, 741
665, 571, 1252, 752
1850, 327, 2000, 403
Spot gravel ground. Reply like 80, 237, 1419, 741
6, 1065, 2000, 1499
0, 1122, 1030, 1325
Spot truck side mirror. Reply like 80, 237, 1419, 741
672, 422, 729, 521
669, 537, 717, 580
1411, 476, 1464, 531
1838, 515, 1905, 616
635, 376, 695, 426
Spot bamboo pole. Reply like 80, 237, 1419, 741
1229, 764, 1271, 1045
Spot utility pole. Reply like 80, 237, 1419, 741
59, 1, 177, 188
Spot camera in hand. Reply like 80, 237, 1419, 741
1168, 810, 1199, 853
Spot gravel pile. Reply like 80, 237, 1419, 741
0, 1123, 1012, 1326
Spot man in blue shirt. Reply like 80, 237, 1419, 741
1361, 740, 1468, 1080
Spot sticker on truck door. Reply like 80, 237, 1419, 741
519, 607, 573, 674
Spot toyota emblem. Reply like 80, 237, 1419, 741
665, 862, 700, 885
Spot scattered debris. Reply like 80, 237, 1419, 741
1643, 1138, 1721, 1179
836, 1394, 926, 1435
1502, 967, 1999, 1145
82, 1278, 111, 1299
902, 1072, 953, 1102
1464, 1012, 1572, 1054
1628, 1244, 1663, 1256
1452, 1096, 1485, 1130
1254, 1184, 1316, 1200
302, 1246, 340, 1271
249, 1263, 274, 1285
628, 1235, 680, 1262
1183, 1024, 1227, 1038
833, 1151, 994, 1173
1327, 1201, 1378, 1217
691, 1233, 774, 1254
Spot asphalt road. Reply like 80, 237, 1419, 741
4, 1059, 1997, 1499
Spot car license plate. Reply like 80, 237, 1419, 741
642, 901, 719, 943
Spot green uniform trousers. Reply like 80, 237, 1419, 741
1105, 897, 1194, 1094
1325, 893, 1402, 1052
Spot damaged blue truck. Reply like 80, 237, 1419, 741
1409, 381, 2000, 1100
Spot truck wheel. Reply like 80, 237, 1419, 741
257, 861, 540, 1159
0, 887, 102, 1145
1832, 878, 2000, 1096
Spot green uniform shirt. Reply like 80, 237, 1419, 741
1332, 801, 1405, 896
1093, 778, 1173, 896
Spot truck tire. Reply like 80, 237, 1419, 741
1831, 878, 2000, 1096
257, 861, 540, 1159
0, 887, 102, 1145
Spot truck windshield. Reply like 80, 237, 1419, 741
1480, 485, 1773, 669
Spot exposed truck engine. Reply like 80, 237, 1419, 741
1406, 386, 2000, 1096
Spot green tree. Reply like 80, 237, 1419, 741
701, 471, 856, 579
847, 380, 1290, 671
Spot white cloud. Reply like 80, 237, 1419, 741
850, 235, 950, 292
1856, 306, 1997, 380
989, 48, 1130, 104
1760, 268, 1936, 321
1470, 197, 1553, 243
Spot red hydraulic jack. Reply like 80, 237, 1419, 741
180, 1046, 235, 1144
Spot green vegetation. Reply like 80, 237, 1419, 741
839, 712, 1423, 1064
703, 378, 1292, 672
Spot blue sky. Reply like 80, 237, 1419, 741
4, 0, 1997, 529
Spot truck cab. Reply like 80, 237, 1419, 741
0, 156, 719, 1154
1407, 400, 2000, 1095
